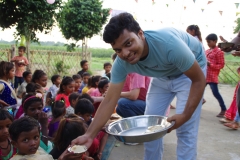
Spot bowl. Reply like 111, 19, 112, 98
68, 145, 88, 154
218, 42, 234, 49
105, 115, 175, 143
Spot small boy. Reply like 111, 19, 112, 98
79, 72, 91, 93
47, 75, 61, 100
77, 60, 89, 77
9, 116, 54, 160
17, 71, 32, 98
74, 98, 108, 160
72, 74, 82, 93
11, 46, 29, 91
205, 33, 226, 117
102, 62, 112, 77
65, 92, 81, 117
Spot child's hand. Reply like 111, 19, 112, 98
58, 147, 83, 160
38, 112, 48, 127
0, 100, 10, 107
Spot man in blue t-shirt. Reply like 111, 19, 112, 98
72, 13, 207, 160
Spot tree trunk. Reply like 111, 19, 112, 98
26, 39, 31, 71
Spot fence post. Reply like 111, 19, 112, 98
10, 45, 15, 61
47, 52, 51, 77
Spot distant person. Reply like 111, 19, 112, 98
72, 74, 82, 93
77, 60, 89, 77
17, 71, 32, 99
79, 72, 91, 94
205, 33, 226, 117
102, 62, 112, 77
11, 46, 29, 91
46, 75, 61, 101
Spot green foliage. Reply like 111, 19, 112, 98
0, 0, 62, 42
234, 18, 240, 34
57, 0, 110, 42
54, 60, 71, 75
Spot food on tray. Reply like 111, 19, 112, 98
145, 125, 164, 133
110, 113, 121, 120
68, 145, 87, 153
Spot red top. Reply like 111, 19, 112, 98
205, 47, 225, 83
55, 93, 70, 107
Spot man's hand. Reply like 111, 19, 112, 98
167, 114, 190, 133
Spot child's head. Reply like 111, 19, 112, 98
0, 109, 13, 142
53, 118, 86, 151
58, 76, 75, 95
23, 71, 32, 83
69, 92, 80, 108
186, 25, 202, 42
18, 46, 26, 57
51, 99, 66, 119
80, 60, 89, 71
206, 33, 218, 49
103, 62, 112, 74
88, 75, 101, 88
0, 61, 14, 80
72, 74, 82, 92
31, 70, 47, 87
51, 74, 61, 86
82, 72, 90, 84
98, 79, 109, 94
75, 98, 94, 122
25, 83, 43, 94
22, 93, 44, 120
79, 93, 94, 103
9, 116, 40, 155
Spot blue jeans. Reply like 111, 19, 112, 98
234, 111, 239, 123
144, 66, 206, 160
207, 83, 227, 111
14, 76, 24, 89
116, 98, 146, 118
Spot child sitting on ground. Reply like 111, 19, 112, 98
0, 109, 17, 160
47, 75, 61, 101
48, 99, 66, 140
75, 98, 108, 160
9, 116, 54, 160
86, 76, 101, 96
55, 76, 75, 108
17, 71, 32, 99
50, 117, 93, 160
80, 72, 91, 94
72, 74, 82, 93
65, 92, 80, 117
0, 61, 17, 107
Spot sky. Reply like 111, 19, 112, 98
0, 0, 240, 49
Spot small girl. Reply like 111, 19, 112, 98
0, 109, 17, 160
65, 92, 80, 117
50, 117, 93, 159
48, 100, 66, 140
22, 92, 52, 153
86, 75, 101, 96
72, 74, 82, 93
55, 76, 75, 108
0, 61, 17, 107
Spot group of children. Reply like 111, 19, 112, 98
0, 46, 113, 160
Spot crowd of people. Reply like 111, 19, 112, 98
0, 12, 239, 160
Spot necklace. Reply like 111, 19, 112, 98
0, 139, 10, 150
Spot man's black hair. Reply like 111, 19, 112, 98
9, 116, 40, 142
206, 33, 218, 41
103, 12, 141, 44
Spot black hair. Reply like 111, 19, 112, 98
0, 109, 13, 122
75, 98, 94, 115
187, 25, 202, 42
22, 93, 43, 113
51, 99, 66, 119
51, 75, 61, 84
88, 75, 101, 88
103, 62, 112, 68
98, 79, 109, 89
9, 116, 40, 142
103, 12, 141, 44
112, 53, 117, 61
206, 33, 218, 41
31, 69, 47, 83
53, 118, 86, 151
79, 93, 94, 103
80, 60, 88, 67
22, 71, 32, 79
25, 82, 42, 93
0, 61, 14, 78
106, 72, 111, 80
69, 92, 80, 104
82, 72, 91, 77
58, 76, 74, 94
72, 74, 82, 80
18, 46, 26, 52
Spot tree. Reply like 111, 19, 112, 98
57, 0, 109, 56
0, 0, 62, 68
234, 18, 240, 34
